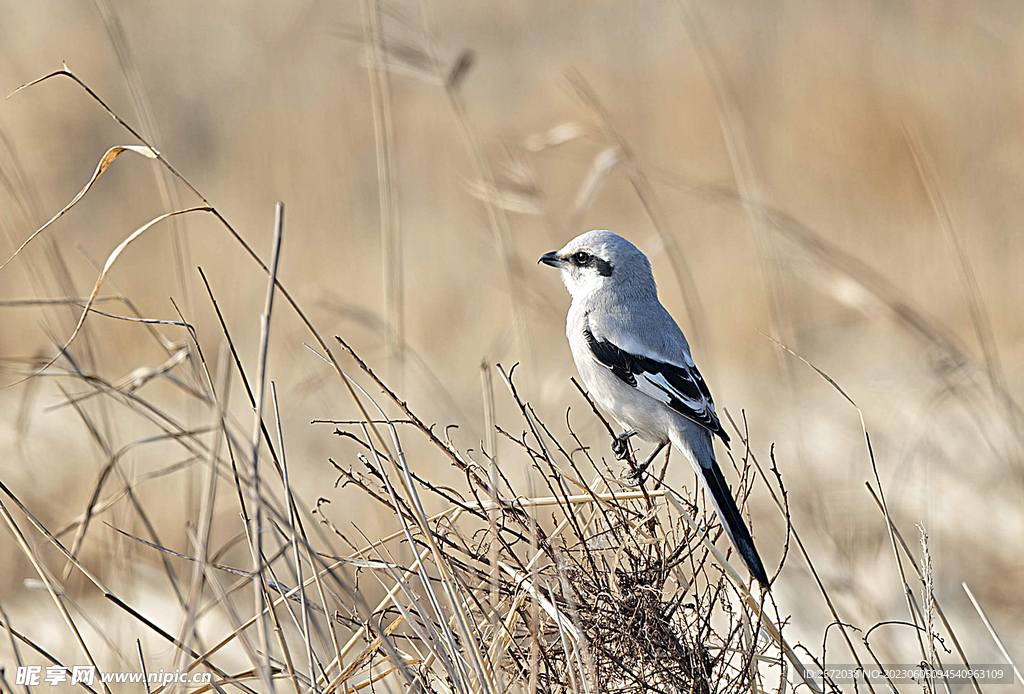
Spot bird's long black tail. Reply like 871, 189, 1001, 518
699, 460, 769, 587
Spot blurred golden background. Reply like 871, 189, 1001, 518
0, 0, 1021, 682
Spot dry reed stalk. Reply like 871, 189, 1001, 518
360, 0, 405, 386
962, 583, 1024, 690
246, 202, 285, 691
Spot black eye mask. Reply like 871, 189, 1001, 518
566, 249, 613, 276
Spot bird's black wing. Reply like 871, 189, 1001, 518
584, 325, 730, 446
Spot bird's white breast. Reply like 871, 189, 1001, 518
566, 302, 676, 445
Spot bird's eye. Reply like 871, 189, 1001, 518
573, 251, 592, 265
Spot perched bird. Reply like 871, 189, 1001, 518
539, 229, 769, 587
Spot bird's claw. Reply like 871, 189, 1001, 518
611, 431, 634, 461
622, 466, 648, 488
611, 438, 628, 460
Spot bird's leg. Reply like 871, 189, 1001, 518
611, 430, 637, 460
635, 441, 667, 476
626, 441, 668, 486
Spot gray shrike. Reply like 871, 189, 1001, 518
540, 229, 769, 587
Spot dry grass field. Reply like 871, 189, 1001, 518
0, 0, 1020, 691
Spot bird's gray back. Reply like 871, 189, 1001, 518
566, 290, 703, 445
572, 285, 694, 369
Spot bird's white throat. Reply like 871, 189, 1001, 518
560, 266, 606, 301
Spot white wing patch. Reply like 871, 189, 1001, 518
635, 371, 716, 418
583, 323, 729, 444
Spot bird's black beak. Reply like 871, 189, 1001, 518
538, 251, 563, 268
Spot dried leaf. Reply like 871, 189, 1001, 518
467, 180, 544, 215
118, 348, 188, 391
358, 42, 445, 85
446, 50, 475, 88
572, 146, 620, 218
25, 207, 213, 385
523, 122, 585, 152
0, 145, 159, 273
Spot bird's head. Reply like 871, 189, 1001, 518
538, 229, 655, 301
